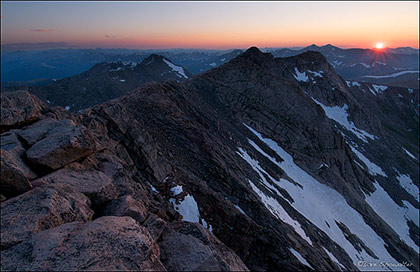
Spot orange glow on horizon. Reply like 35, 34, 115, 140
375, 42, 384, 49
67, 33, 418, 50
2, 2, 418, 50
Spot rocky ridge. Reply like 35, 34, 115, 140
1, 47, 419, 271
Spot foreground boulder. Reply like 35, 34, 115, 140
0, 216, 166, 271
0, 91, 47, 131
0, 149, 32, 198
32, 162, 118, 207
25, 121, 96, 170
1, 131, 37, 181
104, 195, 148, 223
1, 185, 93, 250
159, 222, 249, 271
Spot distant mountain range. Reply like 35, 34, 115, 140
0, 48, 242, 84
2, 45, 418, 89
266, 44, 419, 88
9, 54, 192, 112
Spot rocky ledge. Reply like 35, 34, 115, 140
0, 91, 248, 271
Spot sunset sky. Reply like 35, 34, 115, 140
1, 1, 419, 50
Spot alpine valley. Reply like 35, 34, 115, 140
1, 47, 419, 271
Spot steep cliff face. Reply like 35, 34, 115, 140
1, 47, 418, 271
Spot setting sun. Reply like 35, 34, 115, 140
375, 42, 384, 49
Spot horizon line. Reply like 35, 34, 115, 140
2, 43, 419, 52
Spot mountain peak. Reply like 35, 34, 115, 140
245, 46, 262, 54
240, 46, 272, 61
141, 54, 165, 65
297, 50, 328, 62
306, 44, 320, 50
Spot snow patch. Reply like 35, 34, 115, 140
402, 147, 417, 160
236, 147, 283, 197
322, 246, 346, 270
209, 62, 216, 67
170, 194, 200, 223
234, 204, 249, 217
122, 61, 138, 68
331, 60, 343, 68
312, 98, 376, 143
246, 178, 313, 246
350, 62, 370, 68
374, 61, 386, 66
350, 146, 387, 177
65, 106, 70, 110
364, 181, 419, 253
318, 163, 329, 170
201, 218, 213, 233
307, 70, 323, 78
367, 84, 388, 95
163, 59, 188, 79
243, 124, 407, 271
170, 185, 183, 196
119, 79, 126, 82
147, 182, 158, 193
109, 67, 122, 72
397, 174, 419, 201
294, 68, 309, 82
289, 248, 314, 270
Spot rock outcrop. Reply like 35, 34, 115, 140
159, 222, 249, 271
1, 184, 93, 250
0, 91, 47, 131
1, 216, 165, 271
0, 90, 249, 271
0, 149, 33, 197
25, 121, 96, 170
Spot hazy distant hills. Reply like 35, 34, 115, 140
1, 44, 418, 89
0, 48, 242, 85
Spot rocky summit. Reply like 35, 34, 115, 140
1, 47, 419, 271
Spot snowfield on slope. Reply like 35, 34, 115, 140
364, 181, 419, 253
311, 98, 376, 143
350, 146, 387, 177
163, 59, 188, 79
396, 173, 419, 201
239, 123, 411, 271
236, 147, 313, 246
289, 248, 315, 270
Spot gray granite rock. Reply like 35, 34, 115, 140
1, 216, 166, 271
1, 184, 93, 250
